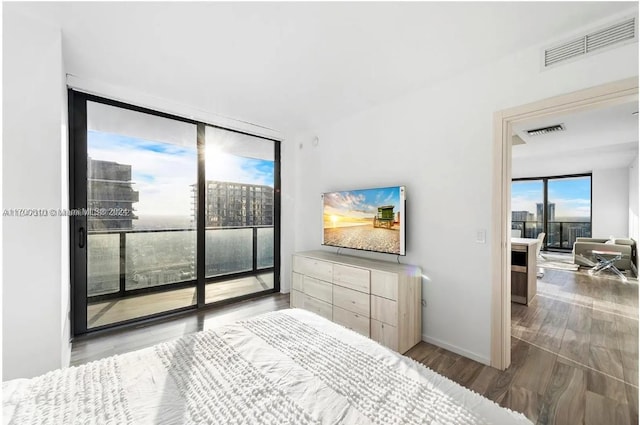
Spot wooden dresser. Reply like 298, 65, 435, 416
290, 250, 422, 353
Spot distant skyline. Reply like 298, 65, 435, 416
512, 178, 591, 219
88, 130, 274, 218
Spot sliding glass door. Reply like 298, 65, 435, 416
70, 91, 280, 335
204, 126, 277, 304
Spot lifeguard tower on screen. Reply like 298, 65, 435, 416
373, 205, 396, 229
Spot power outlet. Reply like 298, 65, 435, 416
476, 229, 486, 244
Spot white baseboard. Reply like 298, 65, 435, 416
421, 334, 490, 366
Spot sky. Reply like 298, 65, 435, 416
323, 186, 402, 220
88, 130, 274, 217
511, 178, 591, 219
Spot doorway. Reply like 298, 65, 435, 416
491, 77, 638, 369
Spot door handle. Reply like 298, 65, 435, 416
79, 227, 85, 248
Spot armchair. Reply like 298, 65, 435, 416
572, 238, 636, 270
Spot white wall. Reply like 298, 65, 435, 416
592, 167, 630, 238
512, 150, 637, 179
292, 30, 638, 362
2, 6, 70, 379
630, 154, 639, 244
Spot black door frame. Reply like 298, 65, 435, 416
512, 173, 593, 251
69, 90, 281, 336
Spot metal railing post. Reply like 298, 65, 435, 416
253, 227, 258, 272
119, 231, 126, 296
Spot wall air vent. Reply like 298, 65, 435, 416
544, 17, 636, 68
526, 124, 565, 136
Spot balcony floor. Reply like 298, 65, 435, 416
87, 272, 274, 329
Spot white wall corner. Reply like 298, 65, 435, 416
421, 334, 490, 366
3, 5, 67, 379
60, 55, 72, 368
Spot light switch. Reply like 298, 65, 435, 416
476, 229, 486, 244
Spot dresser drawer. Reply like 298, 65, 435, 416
303, 276, 332, 303
333, 264, 370, 293
301, 293, 333, 320
333, 285, 370, 317
333, 306, 370, 337
371, 295, 397, 326
371, 270, 398, 300
371, 319, 398, 351
291, 272, 303, 292
293, 255, 333, 282
290, 289, 303, 308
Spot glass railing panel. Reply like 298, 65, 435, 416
87, 233, 120, 297
125, 230, 196, 291
205, 228, 253, 278
512, 221, 543, 239
257, 227, 274, 269
548, 221, 592, 249
546, 222, 561, 248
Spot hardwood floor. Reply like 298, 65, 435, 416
406, 267, 638, 425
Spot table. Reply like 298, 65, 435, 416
589, 250, 627, 281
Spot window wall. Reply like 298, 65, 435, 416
511, 174, 591, 251
70, 91, 280, 334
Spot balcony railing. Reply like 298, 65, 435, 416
511, 220, 591, 250
87, 226, 274, 299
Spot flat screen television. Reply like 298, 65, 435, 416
321, 185, 406, 255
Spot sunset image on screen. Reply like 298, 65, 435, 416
322, 186, 403, 254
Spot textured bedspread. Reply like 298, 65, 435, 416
3, 309, 532, 424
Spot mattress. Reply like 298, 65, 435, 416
3, 308, 532, 424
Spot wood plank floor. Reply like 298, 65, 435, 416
406, 267, 638, 425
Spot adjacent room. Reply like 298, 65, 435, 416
3, 2, 638, 425
507, 99, 639, 423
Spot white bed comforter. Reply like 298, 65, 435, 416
3, 308, 532, 425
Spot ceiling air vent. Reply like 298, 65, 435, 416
526, 124, 565, 136
544, 17, 637, 67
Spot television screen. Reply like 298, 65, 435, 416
322, 186, 406, 255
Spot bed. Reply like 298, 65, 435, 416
3, 308, 532, 424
